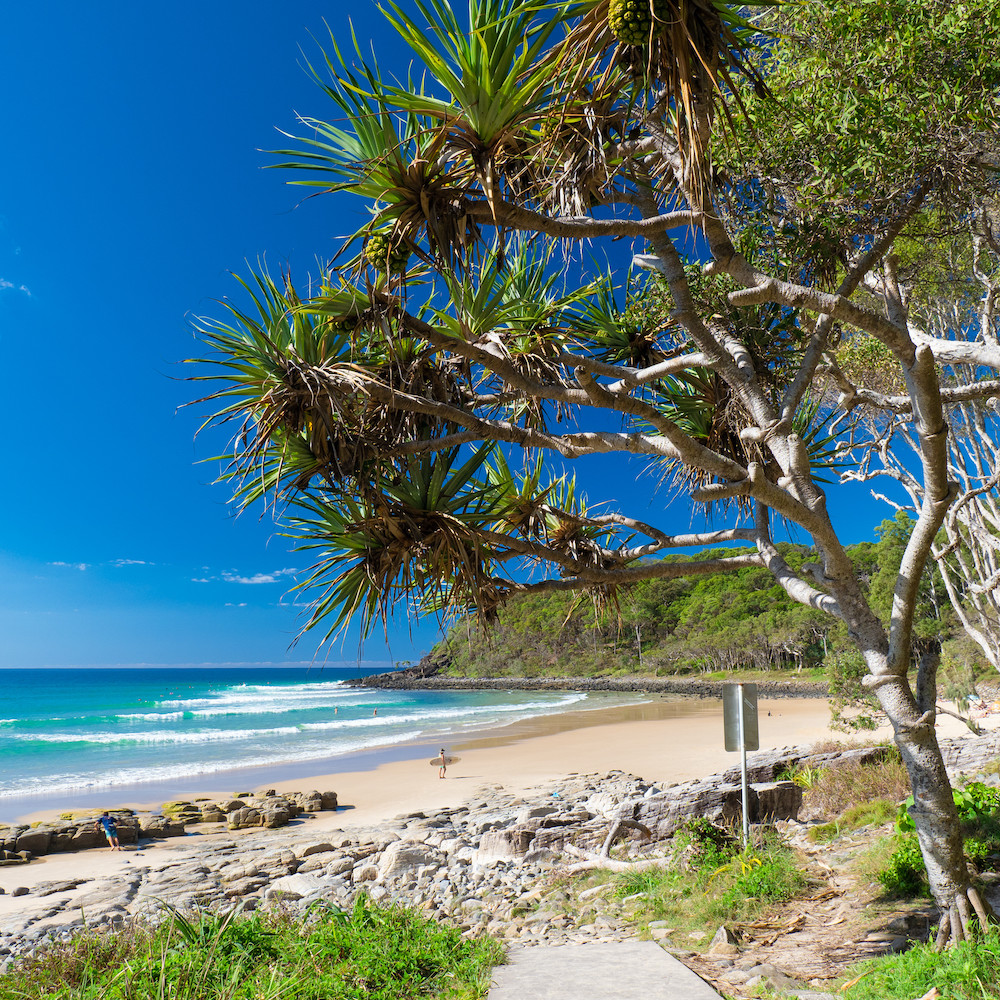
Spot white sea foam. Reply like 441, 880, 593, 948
13, 692, 589, 747
156, 681, 353, 712
0, 728, 424, 799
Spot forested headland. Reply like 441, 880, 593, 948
427, 515, 986, 699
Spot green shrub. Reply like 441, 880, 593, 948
876, 834, 929, 898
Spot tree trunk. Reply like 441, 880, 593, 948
862, 644, 994, 943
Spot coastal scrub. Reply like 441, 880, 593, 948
0, 897, 504, 1000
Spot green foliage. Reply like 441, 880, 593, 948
1, 897, 504, 1000
889, 781, 1000, 886
876, 833, 930, 898
896, 782, 1000, 835
438, 515, 966, 680
439, 542, 842, 677
606, 822, 806, 941
723, 1, 1000, 289
840, 929, 1000, 1000
778, 764, 822, 789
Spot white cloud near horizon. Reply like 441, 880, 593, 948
222, 567, 298, 585
192, 567, 299, 585
49, 561, 88, 571
111, 558, 151, 567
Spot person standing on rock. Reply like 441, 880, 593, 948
95, 811, 120, 850
438, 748, 447, 779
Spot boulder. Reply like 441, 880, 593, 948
515, 805, 558, 824
263, 873, 330, 901
753, 781, 802, 822
354, 864, 379, 882
299, 842, 336, 859
14, 829, 51, 856
475, 827, 537, 863
261, 807, 290, 829
140, 815, 185, 838
226, 807, 262, 831
325, 856, 355, 877
378, 841, 445, 881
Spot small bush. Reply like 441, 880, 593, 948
876, 833, 929, 898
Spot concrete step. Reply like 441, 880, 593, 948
488, 941, 724, 1000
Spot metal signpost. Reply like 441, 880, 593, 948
723, 682, 759, 847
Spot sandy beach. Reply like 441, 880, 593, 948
5, 693, 998, 914
11, 695, 827, 828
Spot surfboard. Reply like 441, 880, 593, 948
429, 755, 461, 765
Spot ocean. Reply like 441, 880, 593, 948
0, 665, 640, 822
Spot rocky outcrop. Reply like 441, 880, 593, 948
351, 665, 826, 699
1, 812, 145, 861
0, 787, 339, 861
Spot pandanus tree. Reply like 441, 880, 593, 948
194, 0, 1000, 943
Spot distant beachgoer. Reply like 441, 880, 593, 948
373, 708, 377, 717
438, 748, 447, 779
95, 811, 120, 851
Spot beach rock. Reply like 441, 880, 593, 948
258, 850, 298, 877
227, 807, 262, 830
476, 827, 536, 863
299, 842, 336, 859
378, 841, 445, 881
140, 815, 185, 838
324, 857, 355, 877
754, 781, 803, 822
264, 874, 329, 901
12, 887, 29, 897
261, 807, 290, 829
630, 783, 736, 837
516, 806, 558, 824
15, 830, 52, 856
354, 864, 379, 883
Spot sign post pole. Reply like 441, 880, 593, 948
738, 683, 749, 848
723, 682, 758, 849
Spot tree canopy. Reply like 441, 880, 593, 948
194, 0, 1000, 940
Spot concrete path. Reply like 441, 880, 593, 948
488, 941, 724, 1000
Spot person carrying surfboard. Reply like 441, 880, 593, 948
438, 748, 447, 779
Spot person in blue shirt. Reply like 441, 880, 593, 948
94, 811, 121, 851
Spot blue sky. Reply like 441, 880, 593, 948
0, 3, 893, 669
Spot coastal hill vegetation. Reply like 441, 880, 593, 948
432, 515, 987, 697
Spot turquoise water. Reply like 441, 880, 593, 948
0, 666, 618, 817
